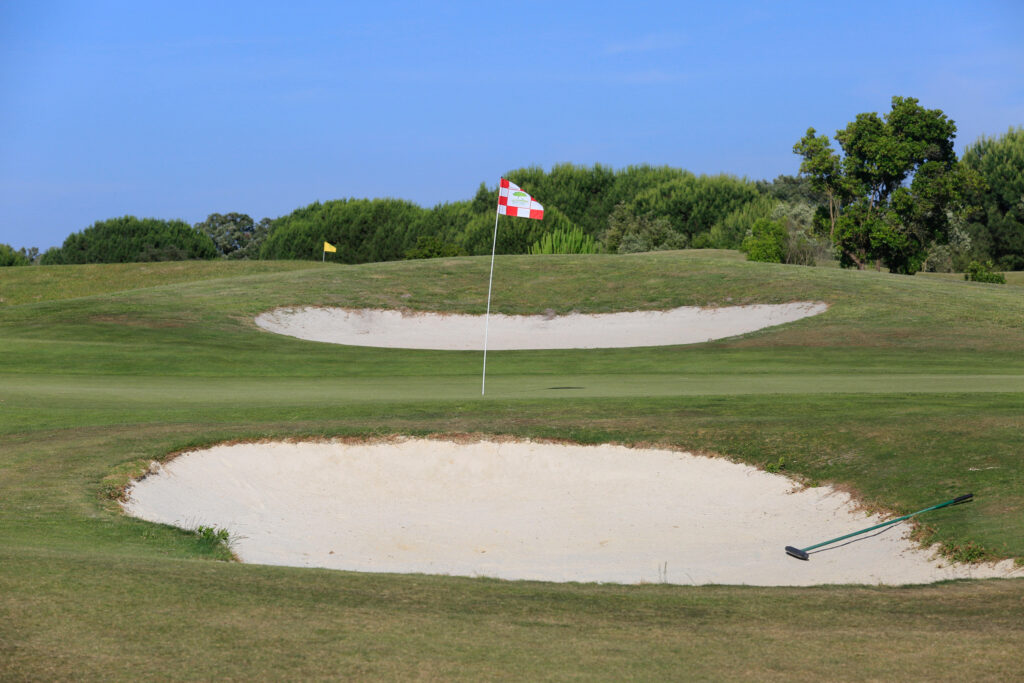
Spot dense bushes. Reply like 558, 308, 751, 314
40, 216, 217, 265
24, 165, 775, 266
259, 198, 430, 262
0, 244, 31, 266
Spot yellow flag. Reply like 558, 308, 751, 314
323, 241, 337, 253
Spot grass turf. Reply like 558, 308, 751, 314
1, 250, 1022, 679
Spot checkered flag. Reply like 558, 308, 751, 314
497, 178, 544, 220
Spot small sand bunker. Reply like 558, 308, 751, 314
255, 303, 827, 349
122, 438, 1018, 586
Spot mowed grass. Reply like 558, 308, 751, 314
1, 250, 1022, 680
0, 259, 313, 306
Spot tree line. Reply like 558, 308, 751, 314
5, 98, 1021, 275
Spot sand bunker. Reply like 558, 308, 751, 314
122, 438, 1018, 586
254, 303, 827, 349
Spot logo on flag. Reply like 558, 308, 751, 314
323, 241, 337, 253
498, 179, 544, 220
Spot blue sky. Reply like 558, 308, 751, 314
2, 1, 1023, 252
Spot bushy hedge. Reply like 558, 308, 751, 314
40, 216, 217, 264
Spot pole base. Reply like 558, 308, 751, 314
785, 546, 810, 561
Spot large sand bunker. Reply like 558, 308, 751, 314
122, 438, 1018, 586
255, 302, 827, 349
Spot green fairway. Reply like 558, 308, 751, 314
1, 251, 1022, 680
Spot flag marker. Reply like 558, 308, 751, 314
482, 179, 543, 395
323, 241, 336, 262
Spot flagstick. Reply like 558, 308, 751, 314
481, 202, 501, 396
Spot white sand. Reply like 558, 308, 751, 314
122, 438, 1019, 586
254, 302, 828, 350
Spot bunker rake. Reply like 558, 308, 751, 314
785, 493, 973, 561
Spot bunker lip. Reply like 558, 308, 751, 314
254, 302, 828, 350
120, 437, 1020, 587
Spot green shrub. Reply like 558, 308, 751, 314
741, 218, 787, 263
529, 227, 599, 255
964, 260, 1006, 284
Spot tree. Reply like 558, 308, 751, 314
793, 129, 849, 239
195, 213, 269, 259
961, 127, 1024, 269
0, 243, 31, 266
795, 96, 964, 274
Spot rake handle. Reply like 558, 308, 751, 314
799, 493, 973, 554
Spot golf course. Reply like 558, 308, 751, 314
2, 249, 1023, 679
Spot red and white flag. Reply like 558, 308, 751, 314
497, 178, 544, 220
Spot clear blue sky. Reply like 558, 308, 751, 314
2, 1, 1023, 252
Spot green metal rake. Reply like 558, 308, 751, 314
785, 493, 973, 561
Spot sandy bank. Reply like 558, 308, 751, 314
254, 302, 828, 350
122, 438, 1019, 586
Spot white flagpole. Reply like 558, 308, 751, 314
481, 193, 501, 396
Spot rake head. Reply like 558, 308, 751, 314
785, 546, 810, 561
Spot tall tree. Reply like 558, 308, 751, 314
793, 129, 848, 239
795, 96, 964, 273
